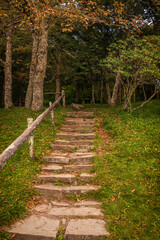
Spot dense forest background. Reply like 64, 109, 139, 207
0, 0, 160, 111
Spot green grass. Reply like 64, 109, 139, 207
0, 107, 66, 229
93, 100, 160, 239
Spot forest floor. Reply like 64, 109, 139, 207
0, 100, 160, 239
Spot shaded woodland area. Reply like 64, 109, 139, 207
0, 0, 160, 111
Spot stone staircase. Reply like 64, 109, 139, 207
6, 111, 110, 239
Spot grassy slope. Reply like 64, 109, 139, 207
0, 107, 66, 231
93, 100, 160, 239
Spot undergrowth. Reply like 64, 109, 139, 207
0, 107, 66, 230
93, 100, 160, 239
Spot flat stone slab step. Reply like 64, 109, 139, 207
38, 173, 95, 184
35, 184, 98, 198
6, 215, 60, 240
34, 205, 103, 217
51, 200, 101, 207
55, 140, 94, 145
61, 127, 94, 133
65, 118, 95, 124
67, 112, 94, 117
43, 156, 70, 164
62, 124, 94, 129
38, 174, 76, 184
44, 153, 94, 164
57, 132, 96, 140
51, 144, 93, 151
42, 164, 93, 172
64, 219, 110, 239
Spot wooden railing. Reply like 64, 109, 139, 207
0, 92, 65, 170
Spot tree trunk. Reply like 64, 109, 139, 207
142, 84, 147, 101
133, 89, 136, 102
91, 80, 95, 104
4, 27, 13, 109
25, 32, 38, 109
111, 71, 120, 106
75, 82, 80, 103
55, 46, 61, 101
100, 79, 103, 104
104, 69, 111, 105
31, 22, 49, 111
116, 84, 121, 105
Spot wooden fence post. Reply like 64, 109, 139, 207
62, 90, 65, 107
49, 102, 55, 125
27, 118, 35, 160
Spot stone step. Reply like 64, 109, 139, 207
61, 127, 93, 133
67, 111, 94, 117
55, 139, 94, 145
62, 124, 94, 129
34, 205, 103, 217
51, 200, 101, 207
42, 164, 93, 172
6, 215, 60, 240
57, 132, 96, 140
43, 156, 69, 164
51, 143, 93, 151
38, 174, 76, 184
43, 153, 94, 165
69, 153, 94, 164
35, 184, 98, 198
64, 219, 110, 240
65, 118, 95, 124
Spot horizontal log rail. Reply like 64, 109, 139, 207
0, 93, 65, 170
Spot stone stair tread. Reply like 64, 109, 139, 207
50, 200, 100, 207
43, 156, 70, 164
56, 132, 96, 140
64, 164, 93, 171
42, 165, 63, 171
64, 219, 110, 239
55, 139, 94, 145
38, 173, 76, 183
34, 205, 103, 216
51, 144, 93, 151
6, 215, 60, 240
35, 184, 98, 197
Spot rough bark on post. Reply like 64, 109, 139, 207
27, 118, 35, 161
25, 32, 38, 109
31, 21, 49, 111
49, 102, 54, 124
4, 27, 13, 109
62, 90, 65, 107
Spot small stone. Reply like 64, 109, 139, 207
64, 219, 110, 240
6, 215, 60, 240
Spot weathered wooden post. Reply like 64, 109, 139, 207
27, 118, 35, 160
49, 102, 55, 125
62, 90, 65, 107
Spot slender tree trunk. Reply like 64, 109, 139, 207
142, 84, 147, 101
100, 79, 103, 104
4, 27, 13, 109
104, 69, 111, 104
55, 46, 61, 101
91, 80, 95, 104
31, 21, 49, 111
133, 89, 136, 102
111, 71, 120, 106
75, 82, 80, 103
116, 84, 121, 105
25, 32, 38, 108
